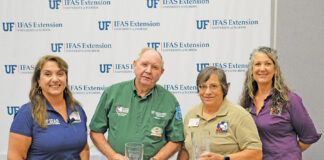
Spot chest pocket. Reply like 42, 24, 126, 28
107, 105, 130, 131
150, 110, 172, 126
145, 110, 173, 139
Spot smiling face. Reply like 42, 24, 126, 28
199, 73, 224, 108
252, 52, 276, 87
133, 49, 164, 89
38, 60, 66, 99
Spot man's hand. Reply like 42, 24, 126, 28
110, 152, 125, 160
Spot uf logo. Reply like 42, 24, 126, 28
196, 63, 209, 72
98, 21, 111, 30
100, 64, 113, 73
147, 42, 161, 50
2, 22, 15, 32
196, 20, 209, 30
51, 43, 64, 52
7, 106, 20, 116
147, 0, 159, 8
4, 65, 17, 74
49, 0, 61, 9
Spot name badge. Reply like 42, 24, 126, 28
188, 118, 200, 127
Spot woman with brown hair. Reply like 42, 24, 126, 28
8, 55, 89, 160
240, 46, 321, 159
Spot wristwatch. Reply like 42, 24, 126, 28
224, 155, 230, 160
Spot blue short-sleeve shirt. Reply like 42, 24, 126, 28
10, 100, 87, 160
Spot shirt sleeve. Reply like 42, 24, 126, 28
165, 104, 185, 142
77, 106, 88, 132
89, 89, 111, 133
10, 104, 34, 137
236, 114, 263, 150
288, 93, 322, 144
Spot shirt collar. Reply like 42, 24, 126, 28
249, 90, 273, 115
194, 103, 204, 118
216, 98, 230, 116
195, 98, 230, 120
265, 90, 273, 101
45, 98, 72, 115
132, 78, 155, 99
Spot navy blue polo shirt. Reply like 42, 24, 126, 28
10, 100, 87, 160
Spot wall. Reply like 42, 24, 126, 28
276, 0, 324, 159
0, 0, 271, 159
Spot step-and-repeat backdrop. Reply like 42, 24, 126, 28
0, 0, 271, 158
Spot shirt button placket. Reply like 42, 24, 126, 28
136, 100, 144, 135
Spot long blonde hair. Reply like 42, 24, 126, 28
240, 47, 290, 111
29, 55, 80, 128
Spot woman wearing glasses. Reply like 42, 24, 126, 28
178, 66, 262, 160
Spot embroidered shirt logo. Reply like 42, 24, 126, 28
270, 106, 282, 116
151, 127, 163, 137
175, 106, 182, 121
116, 105, 129, 116
216, 121, 228, 133
69, 111, 81, 124
151, 110, 167, 119
46, 118, 60, 125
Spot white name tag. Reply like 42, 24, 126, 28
188, 118, 200, 127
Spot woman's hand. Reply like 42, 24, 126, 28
199, 152, 224, 160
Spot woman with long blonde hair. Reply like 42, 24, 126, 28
240, 46, 321, 159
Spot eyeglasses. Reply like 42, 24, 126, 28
198, 83, 220, 92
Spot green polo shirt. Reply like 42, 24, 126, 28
90, 79, 184, 160
183, 98, 262, 160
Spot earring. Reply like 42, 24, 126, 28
37, 87, 42, 95
64, 88, 68, 94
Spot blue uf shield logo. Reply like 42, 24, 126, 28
98, 21, 111, 30
49, 0, 62, 9
51, 43, 64, 52
2, 22, 15, 32
99, 64, 113, 73
196, 20, 209, 30
7, 106, 20, 116
196, 63, 210, 72
4, 65, 17, 74
147, 42, 161, 50
147, 0, 159, 8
